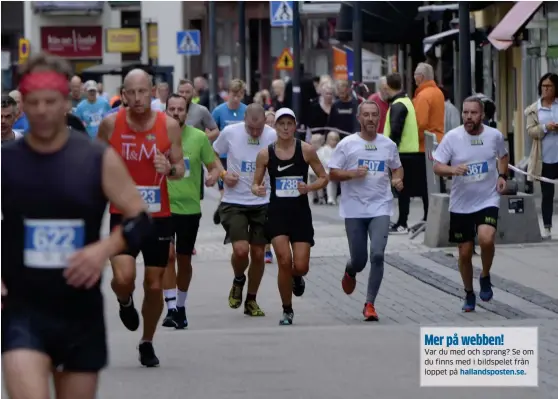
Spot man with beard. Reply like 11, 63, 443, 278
97, 69, 184, 367
1, 95, 23, 143
161, 94, 221, 329
2, 52, 151, 399
433, 97, 508, 313
329, 100, 404, 322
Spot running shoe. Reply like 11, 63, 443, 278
162, 309, 178, 328
462, 291, 476, 312
244, 300, 265, 316
279, 311, 294, 325
139, 342, 160, 367
265, 250, 273, 263
118, 296, 140, 331
389, 224, 409, 235
228, 280, 244, 309
292, 276, 305, 297
175, 306, 188, 329
341, 272, 356, 295
479, 275, 493, 302
363, 303, 379, 321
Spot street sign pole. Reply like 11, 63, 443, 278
353, 2, 362, 83
292, 1, 300, 117
186, 55, 191, 79
209, 1, 218, 110
238, 1, 246, 82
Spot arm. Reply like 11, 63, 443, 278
200, 134, 222, 183
212, 125, 228, 160
166, 117, 185, 179
101, 147, 150, 256
413, 97, 430, 132
328, 143, 354, 182
96, 114, 116, 143
388, 102, 408, 147
251, 148, 269, 196
432, 136, 457, 177
303, 143, 328, 191
524, 106, 545, 140
202, 107, 219, 142
496, 132, 509, 176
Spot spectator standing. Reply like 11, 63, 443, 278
440, 85, 461, 133
367, 76, 390, 134
328, 80, 359, 139
307, 81, 334, 137
413, 62, 445, 147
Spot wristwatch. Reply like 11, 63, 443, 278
498, 173, 507, 180
169, 165, 177, 177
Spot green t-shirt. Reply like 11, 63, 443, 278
168, 126, 215, 215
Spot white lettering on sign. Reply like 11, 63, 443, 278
46, 30, 97, 52
121, 142, 158, 161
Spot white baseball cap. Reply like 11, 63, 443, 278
84, 80, 98, 92
274, 107, 297, 123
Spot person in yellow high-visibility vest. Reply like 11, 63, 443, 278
383, 73, 423, 234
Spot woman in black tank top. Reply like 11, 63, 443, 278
251, 108, 327, 326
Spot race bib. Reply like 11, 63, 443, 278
183, 157, 190, 178
24, 219, 85, 269
463, 161, 489, 183
276, 176, 303, 197
241, 160, 256, 174
137, 186, 161, 213
89, 113, 102, 127
358, 159, 385, 177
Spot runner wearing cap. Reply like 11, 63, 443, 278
212, 103, 276, 317
74, 80, 110, 139
252, 108, 328, 325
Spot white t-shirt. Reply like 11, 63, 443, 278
213, 122, 277, 205
328, 133, 402, 218
433, 125, 508, 214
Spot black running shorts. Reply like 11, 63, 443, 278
171, 213, 201, 255
266, 204, 315, 246
109, 214, 173, 267
449, 206, 499, 244
1, 306, 107, 372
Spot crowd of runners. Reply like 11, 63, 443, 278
2, 53, 509, 399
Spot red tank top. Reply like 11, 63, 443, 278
109, 108, 172, 218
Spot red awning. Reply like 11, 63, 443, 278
488, 1, 544, 51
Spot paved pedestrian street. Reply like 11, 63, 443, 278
3, 194, 557, 399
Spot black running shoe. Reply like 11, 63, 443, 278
292, 276, 305, 297
162, 309, 179, 328
118, 296, 140, 331
175, 306, 188, 329
139, 342, 160, 367
213, 209, 221, 225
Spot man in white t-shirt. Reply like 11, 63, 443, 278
433, 96, 508, 312
212, 104, 277, 317
329, 100, 404, 322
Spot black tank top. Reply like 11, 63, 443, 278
268, 139, 310, 208
1, 130, 108, 313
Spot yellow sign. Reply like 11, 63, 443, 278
147, 24, 158, 60
106, 28, 141, 53
275, 48, 294, 71
18, 38, 30, 65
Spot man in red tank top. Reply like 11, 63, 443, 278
97, 69, 184, 367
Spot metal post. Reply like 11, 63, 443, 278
238, 1, 246, 81
353, 2, 362, 83
458, 1, 472, 106
292, 1, 301, 117
208, 1, 218, 110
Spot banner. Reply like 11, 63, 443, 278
106, 28, 141, 53
332, 46, 348, 80
147, 24, 158, 60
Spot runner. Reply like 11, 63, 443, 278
433, 96, 508, 312
211, 79, 248, 225
161, 93, 221, 329
212, 103, 276, 317
1, 95, 23, 144
97, 69, 185, 367
252, 108, 328, 325
328, 100, 404, 322
2, 53, 151, 399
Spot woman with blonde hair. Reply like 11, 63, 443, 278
271, 79, 286, 111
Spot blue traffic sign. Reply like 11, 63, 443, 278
176, 30, 201, 56
270, 1, 293, 27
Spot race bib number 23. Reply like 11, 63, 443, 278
24, 219, 85, 269
137, 186, 161, 213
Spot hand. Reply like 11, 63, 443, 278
547, 122, 558, 131
252, 182, 267, 197
452, 164, 468, 176
64, 241, 110, 289
391, 178, 404, 192
497, 176, 507, 193
205, 171, 218, 187
154, 150, 171, 175
223, 171, 240, 187
297, 181, 309, 195
352, 166, 368, 179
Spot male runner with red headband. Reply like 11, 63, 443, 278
2, 53, 152, 399
97, 69, 184, 367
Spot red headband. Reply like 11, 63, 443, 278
19, 71, 69, 97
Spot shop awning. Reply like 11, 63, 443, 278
335, 1, 424, 44
32, 1, 103, 15
488, 1, 544, 51
423, 28, 459, 54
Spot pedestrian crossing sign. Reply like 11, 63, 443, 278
176, 30, 201, 56
270, 1, 293, 27
275, 48, 294, 71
